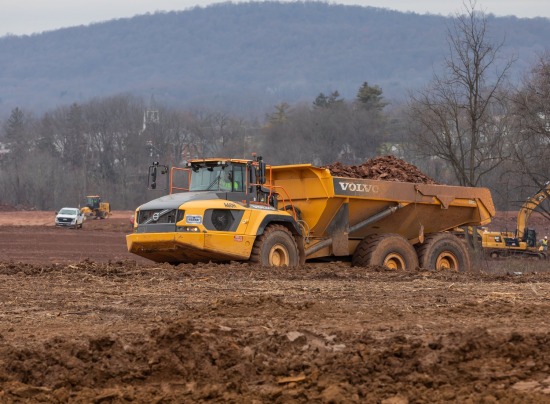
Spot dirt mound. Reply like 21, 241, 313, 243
325, 155, 437, 184
2, 262, 550, 402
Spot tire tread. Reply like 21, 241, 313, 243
249, 224, 298, 266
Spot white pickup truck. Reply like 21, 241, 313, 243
55, 207, 85, 229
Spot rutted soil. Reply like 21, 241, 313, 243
1, 211, 550, 402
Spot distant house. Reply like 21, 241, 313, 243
0, 142, 9, 157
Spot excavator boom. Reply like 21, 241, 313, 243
516, 181, 550, 239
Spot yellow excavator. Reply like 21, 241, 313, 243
481, 182, 549, 259
80, 195, 111, 219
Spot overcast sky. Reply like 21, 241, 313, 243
2, 0, 550, 37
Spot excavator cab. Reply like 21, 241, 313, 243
521, 228, 537, 248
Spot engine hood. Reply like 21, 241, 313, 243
137, 191, 223, 211
56, 214, 78, 219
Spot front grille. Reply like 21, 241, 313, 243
138, 209, 183, 225
135, 209, 185, 233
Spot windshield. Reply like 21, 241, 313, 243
189, 163, 244, 192
59, 208, 78, 215
86, 197, 99, 208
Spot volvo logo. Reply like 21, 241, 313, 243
338, 181, 379, 193
152, 212, 160, 221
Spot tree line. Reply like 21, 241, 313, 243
0, 2, 549, 218
2, 2, 549, 117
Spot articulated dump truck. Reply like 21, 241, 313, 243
127, 157, 495, 271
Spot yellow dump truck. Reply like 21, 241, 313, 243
126, 157, 495, 271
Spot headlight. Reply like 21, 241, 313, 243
177, 226, 201, 232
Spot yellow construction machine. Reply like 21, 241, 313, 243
480, 182, 549, 259
80, 195, 111, 219
127, 156, 495, 271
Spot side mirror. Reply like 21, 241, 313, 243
150, 165, 157, 189
257, 156, 266, 185
148, 162, 169, 190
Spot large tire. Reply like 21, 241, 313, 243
352, 233, 418, 270
416, 233, 471, 272
250, 224, 300, 267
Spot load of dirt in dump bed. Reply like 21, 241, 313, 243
325, 155, 437, 184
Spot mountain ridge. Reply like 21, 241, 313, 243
0, 1, 548, 117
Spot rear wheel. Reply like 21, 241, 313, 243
250, 224, 299, 267
416, 233, 471, 272
352, 234, 418, 270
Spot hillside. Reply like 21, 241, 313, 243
0, 2, 549, 117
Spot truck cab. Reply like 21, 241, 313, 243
128, 157, 303, 265
149, 157, 277, 207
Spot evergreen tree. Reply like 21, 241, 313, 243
313, 91, 343, 108
356, 82, 386, 110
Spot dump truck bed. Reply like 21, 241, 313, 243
271, 164, 495, 250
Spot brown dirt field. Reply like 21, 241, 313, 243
1, 211, 550, 402
0, 211, 146, 265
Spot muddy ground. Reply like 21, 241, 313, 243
1, 211, 550, 403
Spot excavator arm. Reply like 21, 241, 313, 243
516, 181, 550, 240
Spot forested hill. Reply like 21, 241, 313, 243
1, 1, 549, 117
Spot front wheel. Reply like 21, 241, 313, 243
352, 233, 418, 270
250, 224, 299, 267
416, 233, 471, 272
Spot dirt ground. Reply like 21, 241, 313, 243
1, 211, 550, 403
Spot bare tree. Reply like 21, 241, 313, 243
261, 84, 388, 166
504, 53, 550, 218
509, 53, 550, 186
408, 0, 515, 186
261, 103, 313, 165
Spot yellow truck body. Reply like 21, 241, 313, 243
270, 164, 494, 257
127, 158, 495, 271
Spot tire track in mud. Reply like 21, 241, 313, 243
2, 262, 550, 402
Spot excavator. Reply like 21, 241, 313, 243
80, 195, 111, 219
481, 182, 550, 259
